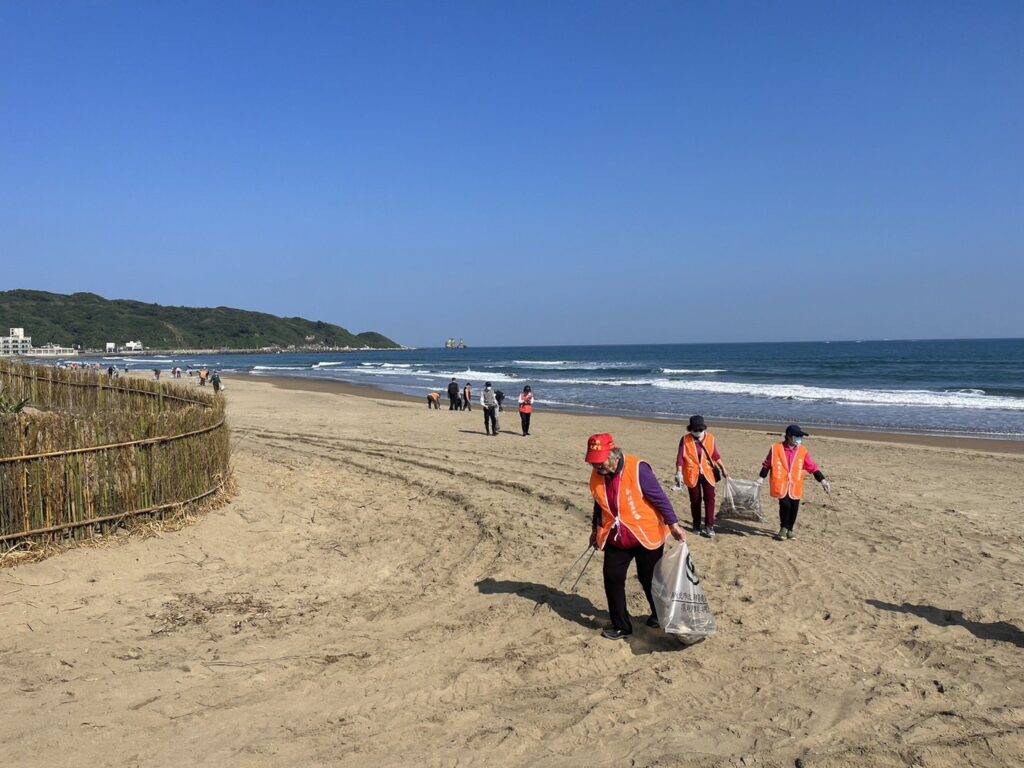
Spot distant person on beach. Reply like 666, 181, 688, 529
153, 368, 161, 381
200, 368, 208, 386
480, 382, 499, 435
518, 385, 534, 436
585, 433, 686, 640
211, 371, 221, 394
427, 392, 442, 409
495, 390, 505, 411
463, 382, 472, 411
107, 366, 115, 378
447, 377, 460, 410
675, 415, 728, 538
757, 425, 832, 541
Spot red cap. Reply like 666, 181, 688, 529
585, 433, 616, 464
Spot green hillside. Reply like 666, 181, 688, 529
0, 290, 401, 350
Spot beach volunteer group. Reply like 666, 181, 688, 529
586, 420, 830, 641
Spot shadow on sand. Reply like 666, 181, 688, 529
476, 578, 689, 655
866, 600, 1024, 648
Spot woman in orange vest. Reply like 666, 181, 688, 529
675, 415, 727, 538
757, 424, 832, 540
586, 433, 686, 640
518, 385, 534, 436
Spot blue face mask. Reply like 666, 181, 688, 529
793, 437, 803, 445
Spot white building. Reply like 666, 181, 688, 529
123, 340, 144, 352
1, 328, 33, 356
33, 343, 77, 357
105, 342, 117, 353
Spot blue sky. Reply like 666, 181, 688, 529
1, 1, 1021, 347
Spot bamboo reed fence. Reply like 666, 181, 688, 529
0, 361, 230, 548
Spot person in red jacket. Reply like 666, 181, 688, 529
518, 385, 534, 436
757, 425, 831, 540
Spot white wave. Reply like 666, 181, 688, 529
101, 357, 179, 365
512, 359, 647, 371
451, 369, 525, 384
659, 368, 726, 374
650, 379, 1024, 410
252, 365, 310, 371
313, 361, 347, 368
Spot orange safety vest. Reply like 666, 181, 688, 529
590, 454, 669, 550
769, 442, 808, 499
519, 393, 533, 414
680, 433, 718, 488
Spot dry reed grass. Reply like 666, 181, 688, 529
0, 361, 231, 555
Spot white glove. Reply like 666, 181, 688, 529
821, 478, 832, 496
674, 470, 684, 490
755, 476, 764, 487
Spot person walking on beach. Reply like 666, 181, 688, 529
427, 392, 441, 409
447, 377, 460, 410
586, 433, 686, 640
518, 385, 534, 436
495, 390, 505, 411
675, 415, 727, 537
463, 382, 473, 412
757, 425, 831, 540
480, 382, 499, 435
211, 371, 221, 394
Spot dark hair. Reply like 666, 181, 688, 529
523, 385, 532, 392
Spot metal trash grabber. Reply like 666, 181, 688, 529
533, 543, 596, 615
558, 544, 596, 589
569, 546, 597, 593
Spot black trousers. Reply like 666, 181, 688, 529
520, 412, 531, 435
483, 406, 498, 434
463, 395, 472, 411
779, 497, 801, 529
448, 395, 457, 410
603, 544, 664, 633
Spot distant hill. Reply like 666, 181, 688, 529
0, 290, 401, 350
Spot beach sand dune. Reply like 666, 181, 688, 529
2, 377, 1022, 767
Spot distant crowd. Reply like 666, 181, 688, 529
427, 377, 534, 437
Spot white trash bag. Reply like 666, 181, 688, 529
717, 477, 767, 522
652, 540, 717, 644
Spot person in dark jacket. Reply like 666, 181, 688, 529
447, 378, 460, 410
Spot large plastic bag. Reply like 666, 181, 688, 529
652, 540, 717, 644
717, 477, 767, 522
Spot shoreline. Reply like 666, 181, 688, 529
245, 373, 1024, 455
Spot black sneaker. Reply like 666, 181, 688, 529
601, 628, 632, 640
646, 616, 660, 629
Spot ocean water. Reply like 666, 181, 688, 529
81, 339, 1024, 439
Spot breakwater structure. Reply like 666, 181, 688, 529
0, 360, 231, 554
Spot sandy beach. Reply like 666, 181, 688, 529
3, 375, 1023, 767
